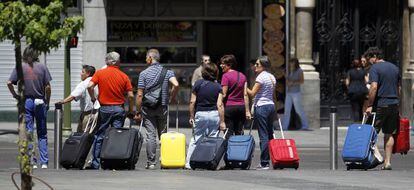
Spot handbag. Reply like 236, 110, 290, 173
142, 67, 168, 108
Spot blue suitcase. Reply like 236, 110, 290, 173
224, 120, 255, 169
342, 114, 378, 170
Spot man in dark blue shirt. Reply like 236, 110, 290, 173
365, 47, 400, 170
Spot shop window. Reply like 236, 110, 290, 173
108, 21, 197, 42
108, 47, 196, 64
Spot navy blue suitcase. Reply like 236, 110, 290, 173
100, 120, 143, 170
190, 130, 228, 170
61, 111, 98, 169
342, 114, 378, 170
224, 120, 255, 169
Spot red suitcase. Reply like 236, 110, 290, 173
269, 119, 300, 169
392, 117, 410, 155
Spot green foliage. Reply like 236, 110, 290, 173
0, 0, 84, 53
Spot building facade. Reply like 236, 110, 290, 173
1, 0, 413, 128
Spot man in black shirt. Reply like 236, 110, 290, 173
365, 47, 400, 170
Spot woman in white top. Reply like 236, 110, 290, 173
247, 56, 276, 170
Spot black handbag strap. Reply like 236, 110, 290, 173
146, 67, 168, 92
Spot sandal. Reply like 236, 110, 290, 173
381, 166, 392, 170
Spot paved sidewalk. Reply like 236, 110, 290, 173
1, 122, 413, 149
1, 122, 414, 190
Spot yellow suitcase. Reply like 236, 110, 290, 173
160, 104, 186, 169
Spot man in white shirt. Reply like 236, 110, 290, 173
57, 65, 100, 132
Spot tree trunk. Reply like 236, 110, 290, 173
15, 39, 32, 190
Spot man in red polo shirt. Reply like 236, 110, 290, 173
86, 51, 134, 169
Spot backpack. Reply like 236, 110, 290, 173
142, 68, 168, 108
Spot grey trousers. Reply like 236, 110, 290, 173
142, 106, 168, 165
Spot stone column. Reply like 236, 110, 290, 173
83, 0, 107, 69
295, 0, 320, 129
404, 0, 414, 124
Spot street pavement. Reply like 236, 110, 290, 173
0, 122, 413, 189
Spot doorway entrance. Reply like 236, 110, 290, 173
204, 21, 248, 75
314, 0, 403, 126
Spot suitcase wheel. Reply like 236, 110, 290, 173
346, 166, 350, 171
294, 167, 298, 170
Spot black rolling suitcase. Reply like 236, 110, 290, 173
60, 111, 98, 169
190, 130, 228, 170
100, 119, 143, 170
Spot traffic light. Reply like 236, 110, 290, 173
68, 36, 78, 48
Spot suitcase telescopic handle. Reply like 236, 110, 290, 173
166, 100, 180, 132
248, 119, 254, 135
362, 113, 376, 126
139, 119, 143, 133
210, 128, 228, 139
247, 106, 254, 135
276, 118, 285, 139
176, 100, 179, 132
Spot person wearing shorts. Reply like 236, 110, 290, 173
365, 47, 400, 170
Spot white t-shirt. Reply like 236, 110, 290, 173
71, 77, 100, 112
254, 71, 276, 107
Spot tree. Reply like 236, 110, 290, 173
0, 1, 83, 189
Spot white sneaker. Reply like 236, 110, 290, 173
184, 164, 192, 170
145, 164, 156, 170
256, 164, 269, 170
41, 164, 48, 169
33, 165, 38, 169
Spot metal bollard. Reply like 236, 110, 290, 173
54, 103, 63, 170
330, 106, 338, 170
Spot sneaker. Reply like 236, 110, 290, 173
84, 166, 99, 170
33, 165, 38, 169
145, 164, 156, 170
41, 164, 48, 169
256, 164, 270, 170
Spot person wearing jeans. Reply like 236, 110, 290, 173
25, 98, 49, 168
247, 56, 276, 170
186, 62, 226, 169
90, 105, 125, 168
283, 58, 310, 130
87, 52, 135, 169
7, 46, 52, 169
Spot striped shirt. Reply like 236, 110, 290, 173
254, 71, 276, 107
138, 63, 175, 106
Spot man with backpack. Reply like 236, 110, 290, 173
135, 49, 179, 170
